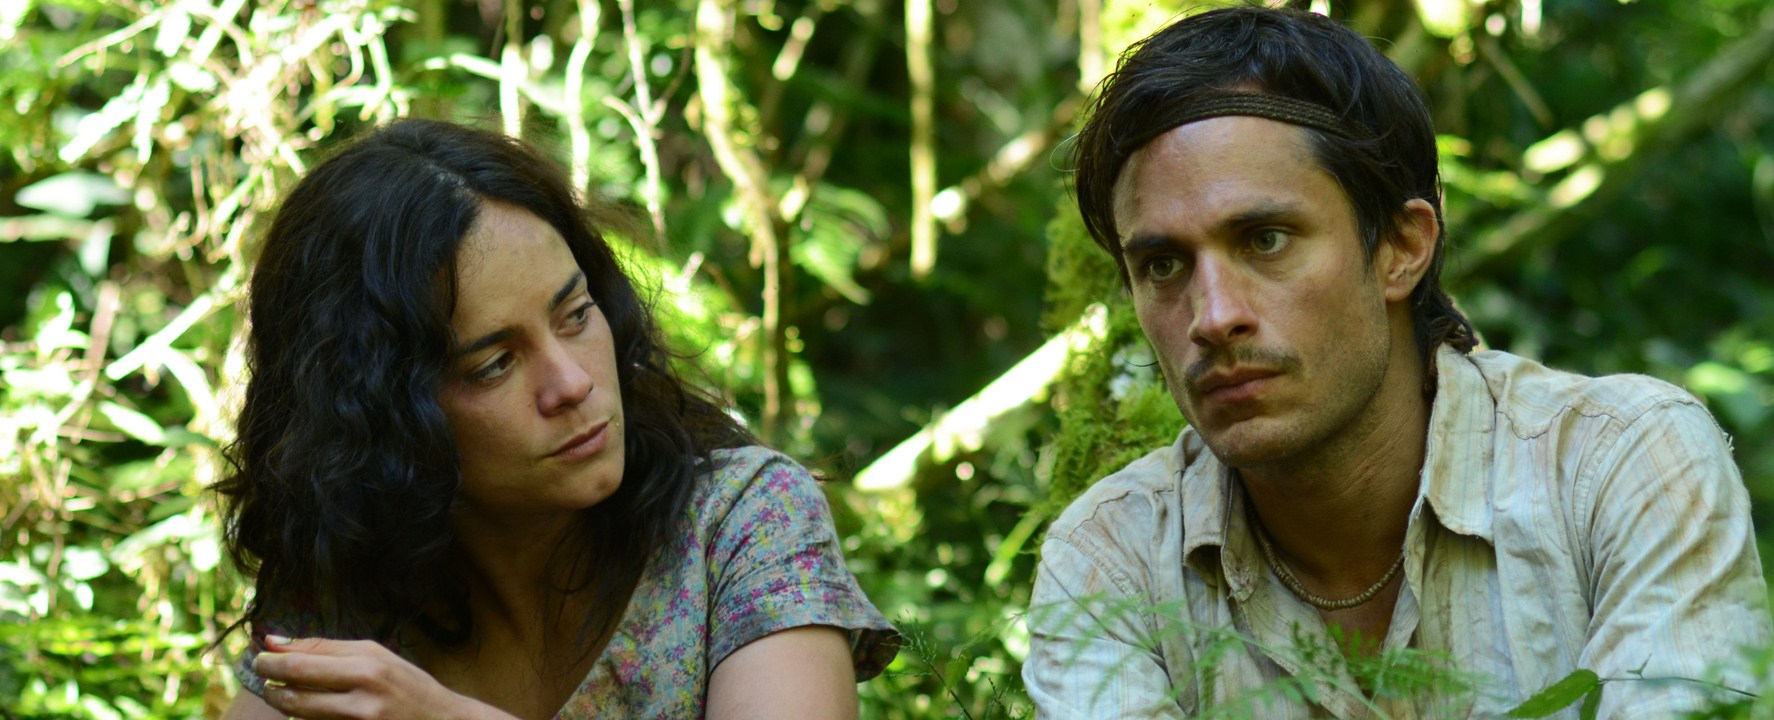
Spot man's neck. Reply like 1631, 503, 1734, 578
1237, 345, 1432, 595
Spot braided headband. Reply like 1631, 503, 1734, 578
1121, 91, 1373, 154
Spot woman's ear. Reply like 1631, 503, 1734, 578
1377, 198, 1438, 303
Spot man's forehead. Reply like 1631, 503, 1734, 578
1110, 117, 1318, 225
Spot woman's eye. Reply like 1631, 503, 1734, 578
1145, 256, 1183, 281
1250, 230, 1290, 255
565, 300, 597, 330
469, 354, 512, 383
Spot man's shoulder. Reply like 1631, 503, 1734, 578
1045, 432, 1196, 549
1465, 349, 1708, 436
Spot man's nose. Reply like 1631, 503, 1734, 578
1188, 258, 1257, 347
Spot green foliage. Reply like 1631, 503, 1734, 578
1507, 669, 1601, 718
2, 0, 1072, 716
1028, 595, 1483, 717
4, 0, 1774, 717
1041, 193, 1184, 513
840, 422, 1050, 719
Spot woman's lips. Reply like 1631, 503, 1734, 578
551, 420, 610, 460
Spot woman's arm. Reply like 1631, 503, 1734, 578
706, 626, 858, 720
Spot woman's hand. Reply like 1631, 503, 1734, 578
251, 635, 515, 720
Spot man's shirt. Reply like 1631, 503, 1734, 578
1024, 347, 1771, 718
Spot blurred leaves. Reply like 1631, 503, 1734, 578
4, 0, 1774, 717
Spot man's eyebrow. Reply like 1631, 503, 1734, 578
453, 272, 586, 359
1119, 200, 1304, 254
1121, 233, 1175, 257
1217, 201, 1302, 230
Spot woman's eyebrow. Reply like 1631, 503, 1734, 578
550, 272, 586, 310
453, 272, 587, 358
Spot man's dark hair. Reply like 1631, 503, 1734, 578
1073, 6, 1476, 374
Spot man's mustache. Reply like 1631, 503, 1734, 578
1183, 345, 1302, 390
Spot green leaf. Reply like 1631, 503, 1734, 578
0, 0, 32, 39
3, 367, 76, 398
60, 546, 108, 581
1508, 669, 1602, 717
59, 74, 150, 164
146, 495, 195, 522
34, 291, 88, 354
96, 401, 165, 445
1579, 684, 1602, 720
152, 8, 190, 57
15, 172, 129, 217
790, 183, 888, 305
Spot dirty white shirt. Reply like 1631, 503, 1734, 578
1024, 347, 1770, 719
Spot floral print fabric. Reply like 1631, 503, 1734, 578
234, 446, 899, 718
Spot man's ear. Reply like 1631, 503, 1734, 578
1377, 198, 1438, 303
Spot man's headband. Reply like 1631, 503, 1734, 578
1121, 91, 1373, 155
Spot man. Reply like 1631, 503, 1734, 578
1024, 6, 1770, 718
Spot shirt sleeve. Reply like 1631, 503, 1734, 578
231, 632, 270, 697
1578, 399, 1772, 718
703, 450, 900, 680
1024, 534, 1188, 719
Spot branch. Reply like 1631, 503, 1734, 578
694, 0, 791, 441
1457, 10, 1774, 282
616, 0, 667, 240
779, 5, 883, 223
786, 87, 1085, 330
563, 0, 601, 193
855, 305, 1107, 492
499, 0, 524, 136
931, 92, 1085, 231
906, 0, 937, 278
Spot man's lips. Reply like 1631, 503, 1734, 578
551, 420, 611, 459
1194, 368, 1281, 399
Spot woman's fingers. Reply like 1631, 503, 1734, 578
261, 682, 393, 720
254, 638, 394, 692
255, 653, 376, 691
265, 635, 383, 656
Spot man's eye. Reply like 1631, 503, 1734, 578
1145, 257, 1183, 280
1250, 230, 1290, 255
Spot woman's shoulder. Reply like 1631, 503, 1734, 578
675, 445, 900, 679
688, 445, 824, 522
704, 444, 803, 482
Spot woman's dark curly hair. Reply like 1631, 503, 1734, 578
215, 119, 753, 649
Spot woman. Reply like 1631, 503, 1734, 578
216, 119, 898, 719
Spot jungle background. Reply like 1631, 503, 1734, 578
2, 0, 1772, 716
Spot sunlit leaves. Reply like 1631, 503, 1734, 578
789, 181, 889, 305
15, 172, 130, 217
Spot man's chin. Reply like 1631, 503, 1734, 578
1196, 418, 1300, 469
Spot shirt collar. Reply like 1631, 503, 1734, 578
1418, 344, 1497, 541
1176, 430, 1260, 599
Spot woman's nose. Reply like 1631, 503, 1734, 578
536, 342, 593, 414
